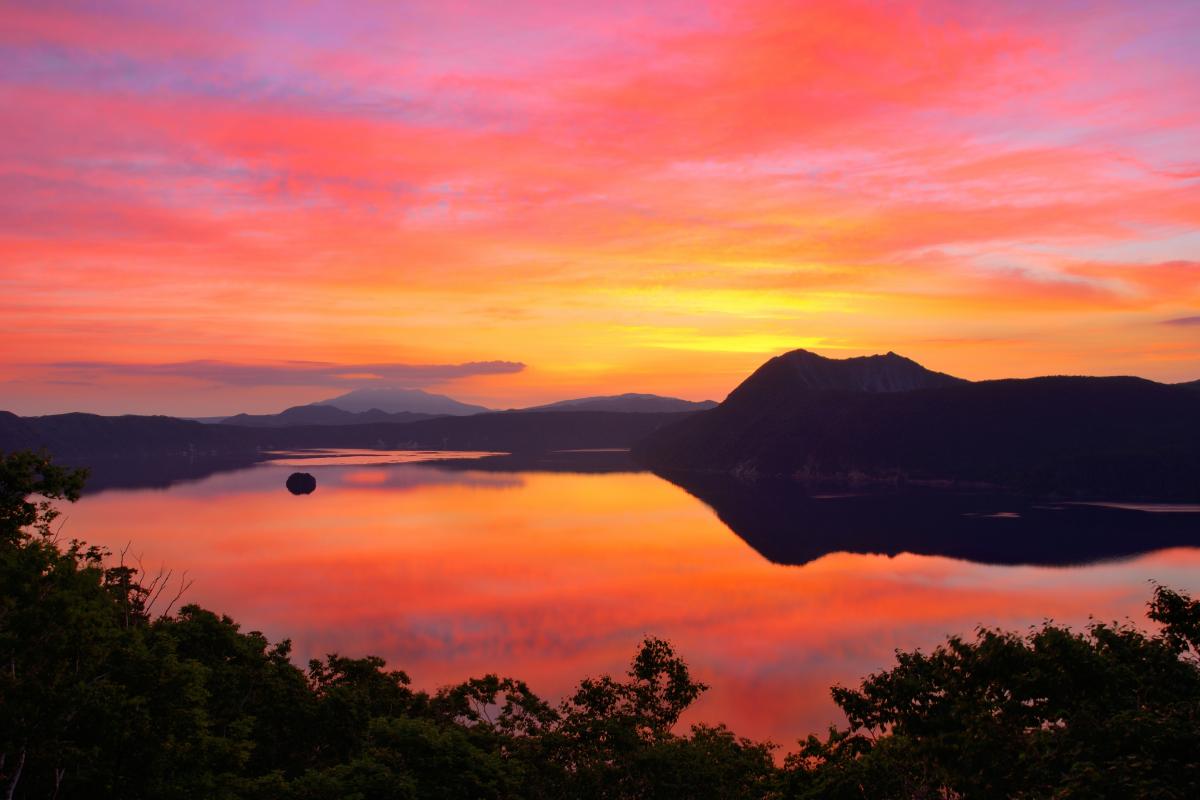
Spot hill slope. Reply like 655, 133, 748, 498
247, 411, 692, 454
634, 350, 1200, 498
522, 393, 717, 413
0, 411, 261, 459
724, 349, 965, 401
221, 405, 436, 427
0, 410, 694, 460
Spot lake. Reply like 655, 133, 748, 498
65, 450, 1200, 746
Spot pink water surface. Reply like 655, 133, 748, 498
66, 458, 1200, 747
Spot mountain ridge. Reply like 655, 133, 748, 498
204, 390, 718, 423
633, 349, 1200, 499
315, 387, 490, 415
520, 393, 718, 413
723, 349, 966, 406
220, 405, 438, 428
0, 409, 694, 462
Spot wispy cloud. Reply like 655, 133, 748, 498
1162, 316, 1200, 327
44, 360, 525, 387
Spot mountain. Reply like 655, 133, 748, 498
518, 350, 957, 414
724, 348, 965, 401
634, 350, 1200, 499
0, 409, 696, 462
316, 387, 489, 415
521, 393, 718, 413
220, 405, 436, 428
209, 392, 713, 423
240, 411, 691, 454
0, 411, 261, 460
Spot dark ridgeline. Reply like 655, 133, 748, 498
0, 410, 262, 459
6, 347, 1200, 503
721, 348, 966, 396
0, 409, 690, 461
519, 393, 719, 413
634, 349, 1200, 499
215, 393, 717, 426
248, 410, 693, 454
219, 405, 439, 428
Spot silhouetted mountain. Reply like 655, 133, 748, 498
659, 471, 1200, 567
0, 409, 693, 461
316, 387, 489, 415
1180, 379, 1200, 393
0, 411, 261, 459
221, 405, 437, 427
725, 349, 965, 403
247, 411, 691, 454
521, 393, 718, 413
635, 350, 1200, 499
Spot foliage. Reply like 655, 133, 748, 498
783, 593, 1200, 800
3, 450, 1200, 798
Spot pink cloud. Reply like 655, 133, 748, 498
2, 0, 1199, 409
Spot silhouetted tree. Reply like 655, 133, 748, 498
783, 587, 1200, 798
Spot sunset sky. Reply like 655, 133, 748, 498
2, 0, 1198, 415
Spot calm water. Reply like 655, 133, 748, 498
65, 451, 1200, 746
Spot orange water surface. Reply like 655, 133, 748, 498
66, 458, 1200, 747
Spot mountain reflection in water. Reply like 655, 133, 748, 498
656, 470, 1200, 567
64, 451, 1200, 744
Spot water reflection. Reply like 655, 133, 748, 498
68, 454, 261, 493
266, 449, 506, 467
63, 454, 1200, 745
658, 471, 1200, 567
73, 449, 638, 497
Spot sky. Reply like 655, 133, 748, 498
2, 0, 1198, 415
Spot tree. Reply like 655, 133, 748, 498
0, 450, 87, 541
784, 587, 1200, 799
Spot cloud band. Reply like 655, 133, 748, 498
43, 359, 526, 387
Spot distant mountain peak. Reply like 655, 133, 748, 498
522, 393, 718, 414
733, 349, 966, 400
315, 386, 490, 416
